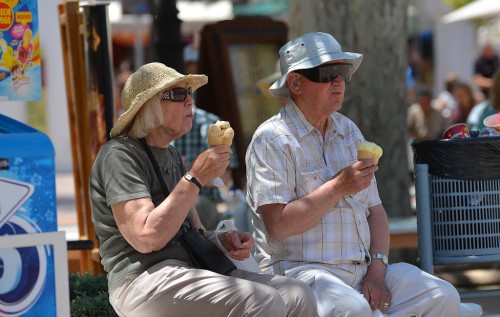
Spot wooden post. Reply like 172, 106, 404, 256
58, 0, 103, 275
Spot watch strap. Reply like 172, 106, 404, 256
184, 172, 202, 190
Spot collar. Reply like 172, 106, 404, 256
283, 99, 348, 139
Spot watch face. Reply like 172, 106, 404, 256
185, 173, 193, 180
373, 254, 388, 265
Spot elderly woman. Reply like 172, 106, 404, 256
89, 63, 317, 317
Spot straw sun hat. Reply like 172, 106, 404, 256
269, 32, 363, 98
110, 62, 208, 138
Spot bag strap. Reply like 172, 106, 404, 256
139, 138, 191, 231
139, 137, 170, 197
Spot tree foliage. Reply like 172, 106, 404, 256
443, 0, 475, 10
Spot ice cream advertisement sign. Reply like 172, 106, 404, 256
0, 0, 40, 101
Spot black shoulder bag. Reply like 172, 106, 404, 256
139, 138, 236, 275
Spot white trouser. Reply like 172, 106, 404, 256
109, 259, 318, 317
283, 262, 461, 317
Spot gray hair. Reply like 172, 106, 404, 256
128, 93, 164, 138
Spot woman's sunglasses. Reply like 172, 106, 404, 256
160, 87, 193, 102
294, 63, 354, 83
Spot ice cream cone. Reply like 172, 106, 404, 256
357, 141, 383, 165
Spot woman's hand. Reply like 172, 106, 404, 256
189, 145, 232, 186
218, 230, 254, 261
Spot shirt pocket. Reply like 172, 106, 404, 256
297, 166, 330, 198
349, 189, 369, 215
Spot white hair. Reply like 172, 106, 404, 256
128, 93, 164, 138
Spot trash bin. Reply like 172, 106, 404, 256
412, 136, 500, 180
0, 114, 60, 316
412, 137, 500, 263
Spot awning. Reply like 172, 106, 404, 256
233, 0, 288, 17
441, 0, 500, 24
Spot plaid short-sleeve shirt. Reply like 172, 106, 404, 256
246, 100, 381, 273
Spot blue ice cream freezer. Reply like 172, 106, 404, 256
0, 113, 60, 316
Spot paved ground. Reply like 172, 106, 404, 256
56, 172, 79, 241
55, 172, 500, 316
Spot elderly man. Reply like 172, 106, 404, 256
246, 32, 461, 317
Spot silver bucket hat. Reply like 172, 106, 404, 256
110, 62, 207, 138
269, 32, 363, 98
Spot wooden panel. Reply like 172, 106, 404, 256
390, 232, 418, 249
197, 17, 288, 187
58, 0, 103, 275
389, 217, 418, 250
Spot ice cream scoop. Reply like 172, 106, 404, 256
357, 141, 383, 165
206, 120, 235, 187
207, 120, 234, 147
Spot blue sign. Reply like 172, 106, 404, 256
0, 114, 58, 316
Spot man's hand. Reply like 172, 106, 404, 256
361, 262, 392, 313
332, 160, 378, 197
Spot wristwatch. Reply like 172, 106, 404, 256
371, 253, 388, 266
184, 172, 202, 190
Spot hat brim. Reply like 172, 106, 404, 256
110, 74, 207, 138
269, 52, 362, 98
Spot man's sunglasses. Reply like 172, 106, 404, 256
160, 87, 193, 102
294, 63, 354, 83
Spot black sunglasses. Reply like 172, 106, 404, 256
160, 87, 193, 102
294, 63, 354, 83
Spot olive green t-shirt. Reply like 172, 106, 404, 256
89, 135, 192, 289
